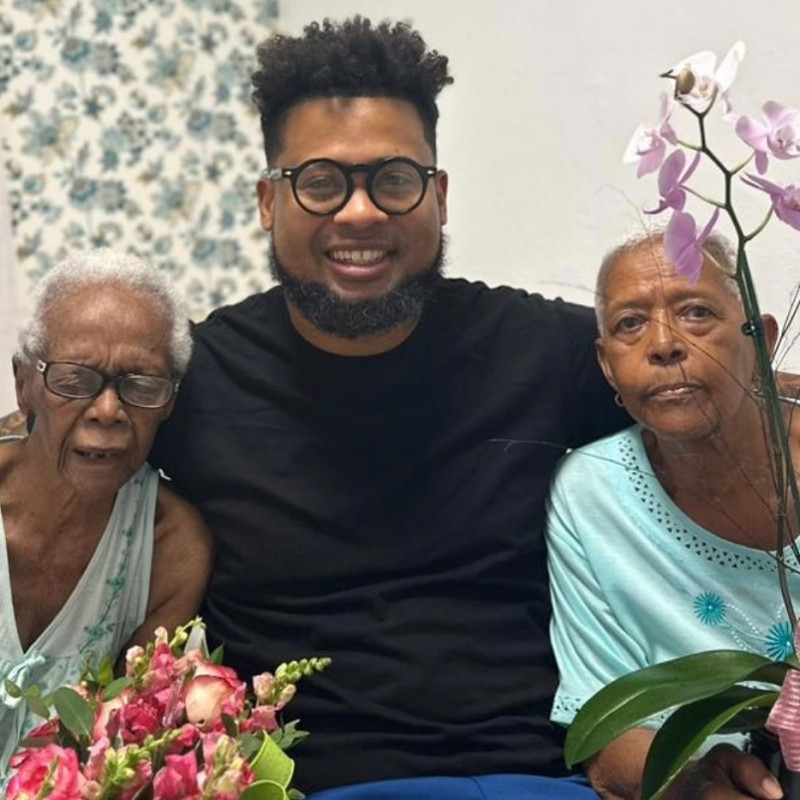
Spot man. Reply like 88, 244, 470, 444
149, 16, 629, 799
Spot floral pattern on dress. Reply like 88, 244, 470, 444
0, 0, 278, 319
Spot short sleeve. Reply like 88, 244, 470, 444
545, 449, 648, 726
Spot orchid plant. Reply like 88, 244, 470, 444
4, 619, 331, 800
565, 42, 800, 799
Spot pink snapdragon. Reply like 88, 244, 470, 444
623, 93, 677, 177
742, 174, 800, 230
666, 42, 745, 113
153, 753, 202, 800
6, 745, 86, 800
734, 101, 800, 173
664, 208, 720, 283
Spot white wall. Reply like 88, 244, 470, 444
280, 0, 800, 369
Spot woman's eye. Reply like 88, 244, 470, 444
614, 315, 644, 334
683, 305, 712, 320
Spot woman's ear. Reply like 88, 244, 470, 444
595, 338, 617, 392
762, 314, 779, 357
13, 358, 32, 417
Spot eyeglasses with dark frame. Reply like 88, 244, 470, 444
262, 157, 438, 217
36, 360, 178, 409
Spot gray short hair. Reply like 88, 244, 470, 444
594, 230, 740, 331
16, 249, 193, 377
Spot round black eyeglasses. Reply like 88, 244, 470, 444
36, 360, 178, 409
262, 157, 438, 217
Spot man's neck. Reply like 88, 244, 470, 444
286, 301, 420, 356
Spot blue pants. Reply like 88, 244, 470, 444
307, 774, 598, 799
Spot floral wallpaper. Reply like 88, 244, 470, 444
0, 0, 278, 318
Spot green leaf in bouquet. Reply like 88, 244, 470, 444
101, 676, 132, 701
271, 719, 310, 751
96, 655, 115, 687
641, 686, 779, 800
238, 732, 265, 761
24, 686, 52, 720
52, 687, 94, 738
210, 644, 225, 665
249, 732, 295, 788
4, 678, 22, 698
564, 650, 780, 766
222, 712, 238, 738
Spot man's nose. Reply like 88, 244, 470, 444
333, 182, 389, 227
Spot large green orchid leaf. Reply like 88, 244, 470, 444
565, 650, 788, 766
641, 686, 779, 800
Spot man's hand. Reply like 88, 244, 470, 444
665, 744, 783, 800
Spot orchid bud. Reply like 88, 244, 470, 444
675, 67, 695, 95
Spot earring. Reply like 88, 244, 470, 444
614, 393, 625, 408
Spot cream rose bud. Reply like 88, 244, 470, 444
183, 663, 246, 727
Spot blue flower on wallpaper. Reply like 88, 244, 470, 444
765, 621, 795, 661
2, 0, 277, 317
694, 591, 727, 626
61, 37, 93, 70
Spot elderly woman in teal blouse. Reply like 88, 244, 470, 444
547, 232, 797, 800
0, 250, 212, 778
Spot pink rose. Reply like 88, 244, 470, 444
93, 687, 131, 740
118, 696, 163, 744
152, 753, 202, 800
184, 664, 246, 728
6, 744, 86, 800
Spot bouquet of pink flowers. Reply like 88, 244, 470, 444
4, 619, 330, 800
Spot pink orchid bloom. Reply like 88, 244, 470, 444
623, 93, 677, 177
667, 42, 745, 113
742, 173, 800, 230
664, 208, 720, 283
734, 101, 800, 173
646, 149, 701, 214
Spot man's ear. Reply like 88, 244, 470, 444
256, 178, 276, 232
595, 338, 617, 392
434, 169, 448, 226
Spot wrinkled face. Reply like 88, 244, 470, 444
17, 285, 174, 498
596, 244, 766, 441
257, 96, 448, 310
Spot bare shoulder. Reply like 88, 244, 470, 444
154, 482, 212, 547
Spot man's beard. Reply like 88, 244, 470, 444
269, 238, 446, 340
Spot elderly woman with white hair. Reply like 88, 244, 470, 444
0, 250, 212, 776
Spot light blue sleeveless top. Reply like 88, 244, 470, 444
0, 445, 157, 782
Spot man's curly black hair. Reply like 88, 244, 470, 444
251, 16, 453, 163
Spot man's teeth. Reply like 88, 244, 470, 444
330, 249, 386, 265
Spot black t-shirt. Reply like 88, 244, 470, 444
150, 277, 629, 793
